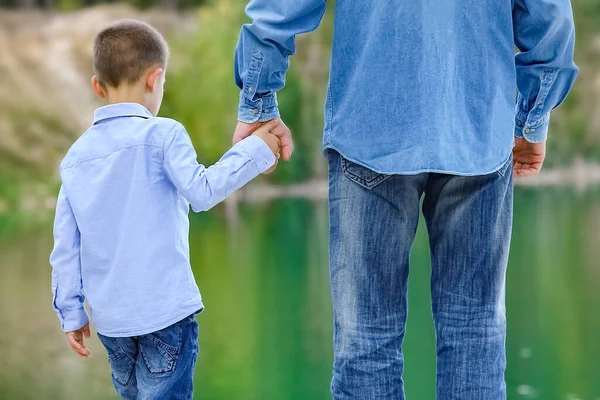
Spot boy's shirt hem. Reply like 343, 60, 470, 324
95, 301, 204, 338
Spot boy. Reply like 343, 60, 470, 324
49, 19, 282, 399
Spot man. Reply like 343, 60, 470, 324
233, 0, 578, 398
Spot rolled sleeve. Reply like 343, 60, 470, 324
238, 91, 280, 124
513, 0, 578, 143
234, 0, 326, 123
514, 106, 551, 143
235, 134, 277, 174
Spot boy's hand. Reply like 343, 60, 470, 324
234, 118, 294, 161
513, 138, 546, 178
66, 323, 91, 358
252, 120, 283, 174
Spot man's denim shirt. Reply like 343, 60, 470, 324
235, 0, 578, 175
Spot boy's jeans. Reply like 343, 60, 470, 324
98, 313, 199, 400
327, 149, 513, 400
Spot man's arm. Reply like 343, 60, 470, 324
50, 185, 91, 357
163, 122, 277, 212
233, 0, 326, 158
513, 0, 578, 143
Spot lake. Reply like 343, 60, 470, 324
0, 187, 599, 400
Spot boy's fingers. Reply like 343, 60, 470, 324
67, 333, 90, 357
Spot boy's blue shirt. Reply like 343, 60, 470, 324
50, 103, 275, 337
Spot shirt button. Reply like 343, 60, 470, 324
252, 109, 259, 115
264, 109, 269, 113
524, 127, 531, 134
248, 87, 253, 93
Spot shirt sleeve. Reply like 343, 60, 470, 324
513, 0, 579, 143
49, 185, 89, 333
234, 0, 327, 123
163, 123, 276, 213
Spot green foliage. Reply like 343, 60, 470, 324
159, 3, 244, 166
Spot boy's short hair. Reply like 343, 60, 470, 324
93, 19, 169, 89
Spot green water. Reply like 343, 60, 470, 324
0, 188, 599, 400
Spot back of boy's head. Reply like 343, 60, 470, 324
93, 19, 169, 90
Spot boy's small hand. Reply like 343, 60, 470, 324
253, 120, 282, 174
66, 323, 91, 358
513, 138, 546, 178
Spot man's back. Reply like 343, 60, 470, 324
326, 0, 517, 173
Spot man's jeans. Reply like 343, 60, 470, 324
98, 314, 199, 400
328, 149, 513, 400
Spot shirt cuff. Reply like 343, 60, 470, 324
515, 110, 550, 143
60, 307, 89, 332
235, 135, 277, 174
238, 91, 280, 124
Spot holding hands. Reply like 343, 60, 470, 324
235, 118, 294, 174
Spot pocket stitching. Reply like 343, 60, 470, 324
496, 155, 513, 177
341, 157, 391, 189
140, 324, 183, 377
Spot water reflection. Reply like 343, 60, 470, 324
0, 188, 598, 399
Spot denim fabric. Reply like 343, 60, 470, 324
327, 149, 513, 399
235, 0, 578, 174
50, 103, 276, 336
98, 314, 199, 400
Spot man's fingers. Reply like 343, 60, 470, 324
280, 134, 294, 161
514, 163, 541, 178
233, 122, 261, 145
83, 324, 91, 339
262, 119, 280, 131
267, 121, 294, 161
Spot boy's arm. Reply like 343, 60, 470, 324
234, 0, 327, 124
513, 0, 578, 143
49, 186, 89, 333
163, 122, 276, 213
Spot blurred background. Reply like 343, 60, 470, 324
0, 0, 599, 399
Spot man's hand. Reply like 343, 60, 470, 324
234, 118, 294, 161
66, 323, 91, 358
513, 137, 546, 178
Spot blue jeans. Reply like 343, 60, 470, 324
98, 314, 199, 400
328, 150, 513, 400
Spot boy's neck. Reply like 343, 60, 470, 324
104, 84, 149, 111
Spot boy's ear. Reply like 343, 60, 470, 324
146, 68, 164, 92
91, 76, 106, 99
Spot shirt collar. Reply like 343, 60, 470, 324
93, 103, 153, 125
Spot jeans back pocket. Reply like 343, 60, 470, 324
341, 156, 392, 190
139, 322, 183, 377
